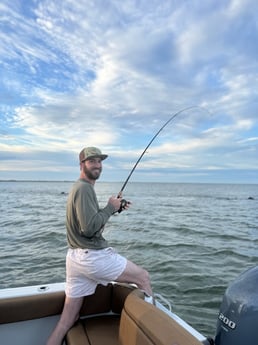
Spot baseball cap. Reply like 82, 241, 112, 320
79, 147, 108, 163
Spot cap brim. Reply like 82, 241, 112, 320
99, 154, 108, 160
85, 154, 108, 161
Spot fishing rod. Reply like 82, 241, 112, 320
117, 105, 207, 212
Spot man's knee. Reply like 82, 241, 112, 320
140, 268, 150, 284
117, 260, 150, 286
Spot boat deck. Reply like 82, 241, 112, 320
0, 283, 210, 345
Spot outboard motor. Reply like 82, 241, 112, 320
215, 265, 258, 345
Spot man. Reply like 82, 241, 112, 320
47, 147, 153, 345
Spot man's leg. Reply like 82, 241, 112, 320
116, 259, 153, 296
46, 296, 83, 345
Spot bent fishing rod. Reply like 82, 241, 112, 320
117, 105, 207, 212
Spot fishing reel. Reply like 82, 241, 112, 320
118, 199, 129, 213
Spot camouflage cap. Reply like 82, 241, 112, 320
79, 147, 108, 163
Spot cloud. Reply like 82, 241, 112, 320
0, 0, 257, 183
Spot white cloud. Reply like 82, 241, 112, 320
0, 0, 257, 182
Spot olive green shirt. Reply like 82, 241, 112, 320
66, 179, 115, 249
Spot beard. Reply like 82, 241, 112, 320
83, 164, 102, 180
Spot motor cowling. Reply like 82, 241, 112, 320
215, 265, 258, 345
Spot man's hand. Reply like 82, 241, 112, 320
108, 195, 131, 213
118, 199, 131, 213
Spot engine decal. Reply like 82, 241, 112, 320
218, 312, 236, 330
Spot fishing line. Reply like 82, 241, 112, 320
117, 105, 209, 211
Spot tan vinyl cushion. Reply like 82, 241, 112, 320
66, 284, 142, 345
66, 315, 121, 345
85, 315, 120, 344
119, 292, 204, 345
66, 322, 90, 345
79, 284, 113, 316
0, 291, 65, 324
111, 283, 140, 314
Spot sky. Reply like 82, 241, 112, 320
0, 0, 257, 184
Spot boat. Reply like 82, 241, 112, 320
0, 281, 212, 345
1, 265, 258, 345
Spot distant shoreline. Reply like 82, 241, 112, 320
0, 180, 257, 186
0, 180, 74, 183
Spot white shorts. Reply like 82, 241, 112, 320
65, 247, 127, 298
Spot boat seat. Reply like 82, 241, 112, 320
0, 291, 65, 324
120, 292, 205, 345
67, 285, 205, 345
67, 315, 121, 345
66, 283, 143, 345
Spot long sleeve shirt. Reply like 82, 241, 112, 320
66, 179, 115, 249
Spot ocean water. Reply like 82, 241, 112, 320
0, 181, 258, 338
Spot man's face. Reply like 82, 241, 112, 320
83, 157, 102, 180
